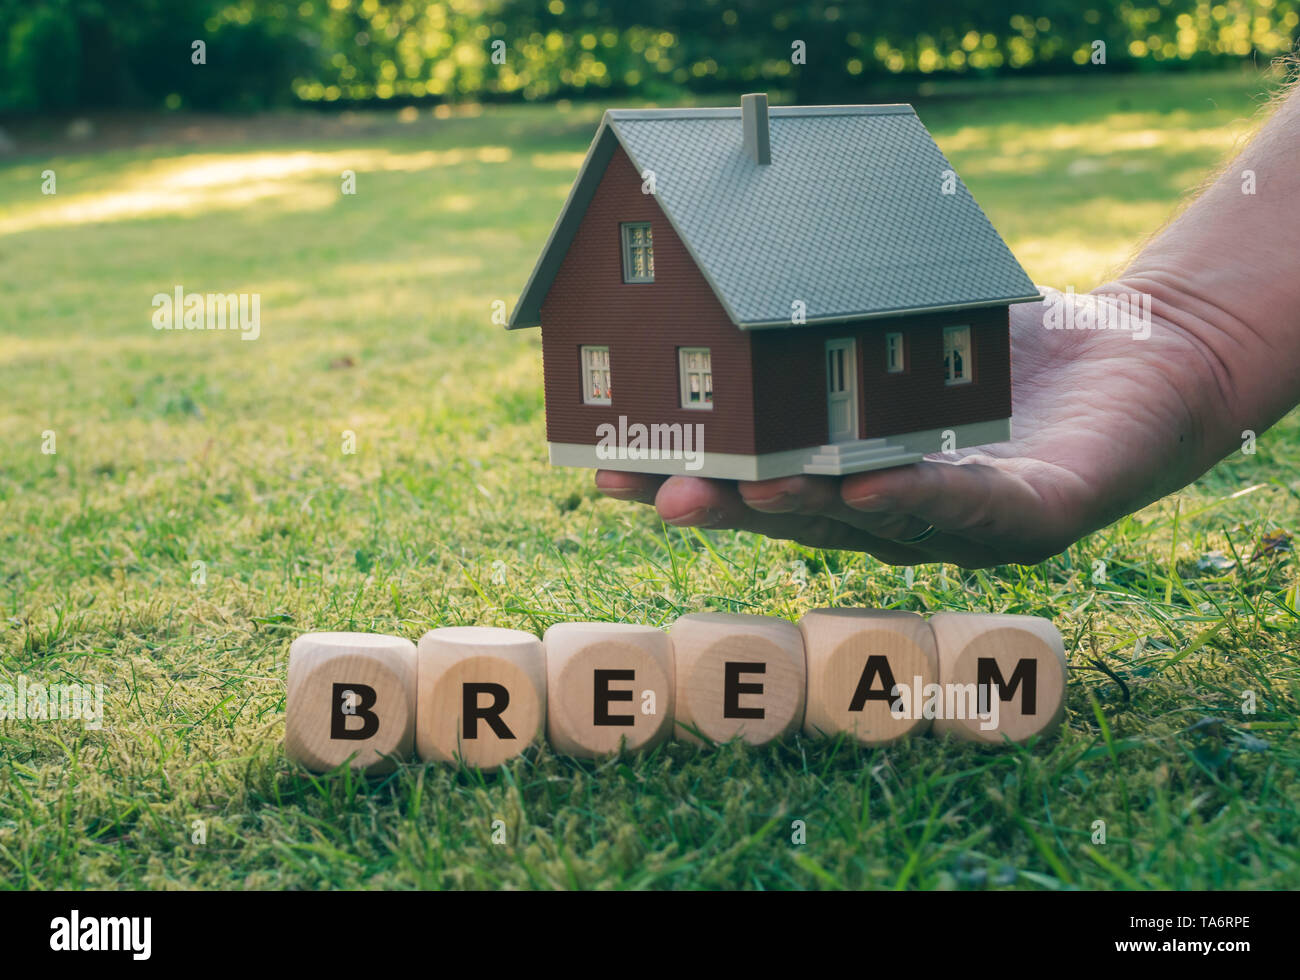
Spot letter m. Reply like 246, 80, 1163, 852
206, 293, 238, 327
101, 917, 130, 951
977, 657, 1037, 714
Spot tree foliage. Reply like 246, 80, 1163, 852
3, 0, 1297, 111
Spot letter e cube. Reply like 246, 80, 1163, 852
543, 623, 673, 758
670, 612, 805, 745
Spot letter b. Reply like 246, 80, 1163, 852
332, 683, 380, 739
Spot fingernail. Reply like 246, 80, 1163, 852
603, 488, 653, 503
845, 493, 891, 512
667, 507, 723, 527
747, 492, 798, 513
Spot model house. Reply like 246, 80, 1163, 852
508, 94, 1039, 480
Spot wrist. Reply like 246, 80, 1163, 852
1100, 270, 1270, 481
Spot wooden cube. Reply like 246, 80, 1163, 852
284, 632, 417, 773
543, 622, 674, 758
929, 613, 1067, 744
670, 612, 805, 745
416, 626, 546, 769
799, 608, 938, 745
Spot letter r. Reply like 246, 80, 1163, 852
463, 682, 515, 739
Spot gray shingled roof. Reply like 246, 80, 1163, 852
509, 103, 1038, 329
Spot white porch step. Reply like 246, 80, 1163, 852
814, 439, 890, 455
806, 444, 903, 466
800, 438, 924, 476
802, 452, 924, 476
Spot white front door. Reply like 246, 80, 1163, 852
825, 338, 858, 443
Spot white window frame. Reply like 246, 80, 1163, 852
620, 222, 654, 283
885, 332, 904, 374
943, 325, 971, 385
581, 345, 611, 404
678, 347, 713, 410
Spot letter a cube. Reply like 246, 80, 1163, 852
670, 612, 805, 745
285, 632, 417, 773
543, 622, 673, 758
416, 626, 546, 769
929, 613, 1067, 744
799, 608, 937, 744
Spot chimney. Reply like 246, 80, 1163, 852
741, 93, 771, 165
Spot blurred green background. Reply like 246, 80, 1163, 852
4, 0, 1298, 112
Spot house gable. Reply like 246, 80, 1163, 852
537, 144, 759, 456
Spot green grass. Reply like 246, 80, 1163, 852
1, 69, 1298, 889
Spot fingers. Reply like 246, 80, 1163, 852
649, 475, 939, 564
738, 473, 928, 540
732, 460, 1074, 566
594, 459, 1073, 567
840, 457, 1079, 563
737, 475, 842, 514
840, 458, 1023, 535
594, 470, 665, 504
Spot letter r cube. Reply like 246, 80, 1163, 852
416, 626, 546, 769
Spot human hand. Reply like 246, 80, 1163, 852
596, 289, 1231, 567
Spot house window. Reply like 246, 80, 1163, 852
621, 222, 654, 283
678, 348, 713, 409
885, 332, 904, 373
943, 326, 971, 385
581, 345, 611, 404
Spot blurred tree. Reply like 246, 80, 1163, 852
1, 0, 1296, 112
0, 0, 313, 110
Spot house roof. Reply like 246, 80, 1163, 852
508, 103, 1040, 330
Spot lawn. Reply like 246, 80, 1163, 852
1, 69, 1297, 890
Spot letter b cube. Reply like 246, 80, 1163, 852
284, 632, 417, 773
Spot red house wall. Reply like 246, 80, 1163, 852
748, 306, 1012, 453
538, 145, 758, 456
861, 306, 1011, 439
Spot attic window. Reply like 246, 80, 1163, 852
943, 326, 971, 385
679, 348, 713, 409
621, 223, 654, 283
581, 345, 611, 404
